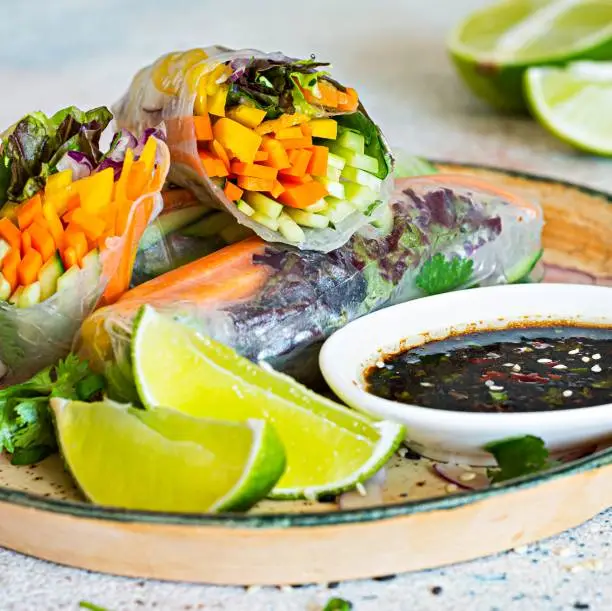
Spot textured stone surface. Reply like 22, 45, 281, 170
1, 0, 611, 608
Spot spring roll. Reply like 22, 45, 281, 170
77, 174, 543, 395
0, 108, 170, 383
113, 46, 394, 252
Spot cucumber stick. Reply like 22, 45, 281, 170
336, 129, 364, 154
237, 200, 255, 217
330, 145, 379, 174
245, 192, 283, 219
326, 198, 354, 224
286, 209, 329, 229
278, 212, 305, 243
341, 166, 383, 192
39, 253, 64, 301
19, 282, 41, 308
315, 177, 344, 199
344, 182, 377, 212
251, 212, 279, 231
0, 273, 11, 301
0, 239, 10, 266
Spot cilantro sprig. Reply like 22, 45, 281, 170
484, 435, 556, 483
0, 355, 104, 465
415, 253, 474, 296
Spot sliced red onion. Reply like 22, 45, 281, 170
56, 150, 93, 180
433, 463, 490, 490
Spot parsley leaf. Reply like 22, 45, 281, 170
415, 253, 474, 296
484, 435, 555, 483
0, 355, 103, 465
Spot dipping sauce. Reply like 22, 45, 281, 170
365, 326, 612, 413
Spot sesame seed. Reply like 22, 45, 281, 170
592, 364, 602, 373
537, 358, 552, 364
489, 385, 505, 391
553, 364, 567, 370
513, 545, 529, 554
420, 382, 433, 387
445, 484, 459, 493
568, 349, 580, 355
279, 585, 293, 593
485, 380, 495, 387
563, 390, 573, 398
592, 354, 601, 360
502, 363, 514, 367
555, 547, 574, 557
581, 356, 591, 363
512, 364, 521, 372
247, 585, 262, 594
459, 472, 476, 482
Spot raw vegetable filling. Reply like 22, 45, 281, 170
0, 107, 165, 308
186, 55, 390, 243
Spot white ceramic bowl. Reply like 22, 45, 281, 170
320, 284, 612, 466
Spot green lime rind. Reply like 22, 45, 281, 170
447, 0, 612, 113
524, 63, 612, 156
131, 305, 406, 501
269, 419, 405, 500
50, 398, 285, 513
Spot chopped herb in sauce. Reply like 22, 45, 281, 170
365, 326, 612, 413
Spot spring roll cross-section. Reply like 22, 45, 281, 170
77, 174, 543, 395
113, 46, 394, 252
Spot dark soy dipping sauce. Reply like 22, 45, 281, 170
365, 326, 612, 413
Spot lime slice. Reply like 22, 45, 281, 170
525, 61, 612, 154
132, 305, 405, 499
50, 398, 286, 512
448, 0, 612, 112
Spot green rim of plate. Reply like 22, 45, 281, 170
0, 161, 610, 529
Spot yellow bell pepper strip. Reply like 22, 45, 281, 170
213, 118, 262, 164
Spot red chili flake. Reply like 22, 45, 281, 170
510, 372, 549, 384
549, 374, 562, 381
544, 361, 560, 367
481, 370, 507, 381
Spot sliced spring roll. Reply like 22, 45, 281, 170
78, 174, 543, 395
0, 108, 170, 383
113, 46, 394, 252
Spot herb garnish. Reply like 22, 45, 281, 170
0, 355, 104, 465
415, 253, 474, 296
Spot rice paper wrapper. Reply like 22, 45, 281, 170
76, 174, 543, 397
113, 46, 394, 252
0, 138, 170, 385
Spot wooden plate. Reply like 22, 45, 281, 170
1, 164, 611, 586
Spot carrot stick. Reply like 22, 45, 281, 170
223, 181, 243, 202
161, 189, 199, 211
28, 223, 55, 261
0, 218, 21, 251
194, 115, 213, 141
43, 202, 65, 250
278, 181, 328, 209
236, 176, 274, 191
18, 249, 42, 286
21, 230, 32, 256
16, 194, 43, 231
306, 145, 328, 177
230, 162, 278, 181
2, 248, 20, 291
118, 236, 266, 303
71, 208, 106, 241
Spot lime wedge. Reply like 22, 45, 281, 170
448, 0, 612, 112
525, 61, 612, 154
131, 305, 405, 499
50, 398, 286, 512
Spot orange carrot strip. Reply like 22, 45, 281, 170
278, 181, 328, 209
118, 236, 267, 303
194, 114, 213, 141
280, 136, 312, 149
306, 145, 328, 177
71, 208, 106, 241
43, 202, 65, 249
211, 140, 231, 169
214, 159, 229, 177
280, 174, 313, 185
223, 181, 244, 202
29, 223, 55, 261
21, 230, 32, 256
0, 218, 21, 251
18, 249, 43, 286
317, 81, 339, 107
300, 123, 312, 137
279, 149, 312, 178
2, 249, 20, 291
269, 180, 285, 199
337, 87, 359, 111
62, 246, 79, 270
236, 176, 274, 192
64, 229, 87, 263
16, 194, 43, 231
161, 188, 199, 211
261, 137, 291, 169
254, 151, 269, 162
230, 162, 278, 181
126, 161, 149, 201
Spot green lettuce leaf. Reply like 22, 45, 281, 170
0, 106, 112, 205
485, 435, 555, 483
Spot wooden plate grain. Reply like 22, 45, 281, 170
0, 163, 610, 585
